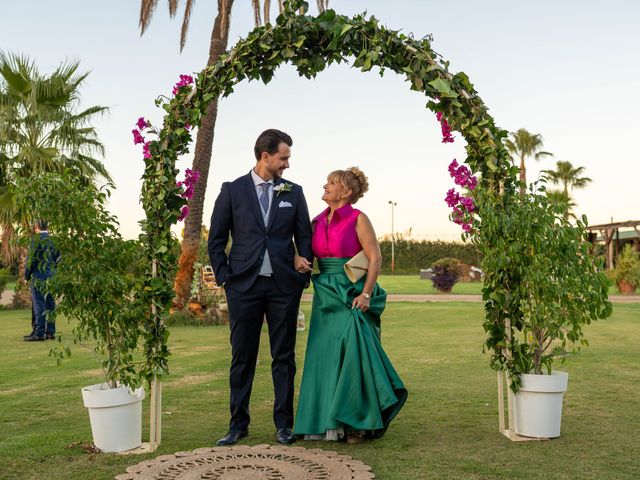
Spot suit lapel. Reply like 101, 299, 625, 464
243, 173, 266, 230
266, 178, 282, 231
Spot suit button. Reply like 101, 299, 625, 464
265, 235, 269, 240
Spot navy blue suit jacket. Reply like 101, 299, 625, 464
25, 232, 59, 282
208, 172, 313, 293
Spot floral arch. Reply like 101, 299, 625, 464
138, 1, 521, 388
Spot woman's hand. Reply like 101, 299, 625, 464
352, 293, 370, 312
294, 254, 313, 273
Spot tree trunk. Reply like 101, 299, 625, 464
12, 246, 31, 308
172, 0, 234, 310
519, 154, 526, 196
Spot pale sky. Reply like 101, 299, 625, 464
1, 1, 639, 240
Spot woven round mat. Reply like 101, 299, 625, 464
115, 444, 375, 480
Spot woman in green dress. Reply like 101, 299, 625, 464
293, 167, 407, 443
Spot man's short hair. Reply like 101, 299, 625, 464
254, 129, 293, 160
35, 219, 48, 231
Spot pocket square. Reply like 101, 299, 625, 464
279, 201, 293, 208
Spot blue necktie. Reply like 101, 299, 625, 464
259, 183, 271, 217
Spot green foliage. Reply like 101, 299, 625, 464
546, 189, 575, 219
14, 172, 146, 388
0, 267, 10, 292
0, 52, 110, 183
475, 183, 612, 388
612, 244, 640, 289
431, 257, 462, 292
379, 238, 481, 274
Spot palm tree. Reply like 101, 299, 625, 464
546, 189, 576, 219
545, 160, 592, 196
0, 52, 110, 305
140, 0, 329, 310
505, 128, 553, 195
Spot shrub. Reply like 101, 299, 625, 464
476, 183, 611, 387
0, 267, 11, 292
612, 244, 640, 289
431, 257, 462, 292
378, 238, 481, 274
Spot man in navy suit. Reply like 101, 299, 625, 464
208, 129, 313, 446
24, 220, 58, 342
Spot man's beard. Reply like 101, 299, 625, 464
270, 167, 284, 179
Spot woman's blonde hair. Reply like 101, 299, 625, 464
327, 167, 369, 204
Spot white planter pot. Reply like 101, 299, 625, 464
81, 383, 145, 452
514, 371, 569, 438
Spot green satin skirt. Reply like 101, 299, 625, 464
294, 258, 407, 438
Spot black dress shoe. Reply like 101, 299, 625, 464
23, 332, 35, 340
24, 335, 45, 342
275, 428, 296, 445
216, 429, 248, 446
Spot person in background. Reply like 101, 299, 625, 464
24, 220, 58, 342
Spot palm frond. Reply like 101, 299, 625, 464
264, 0, 271, 24
534, 150, 553, 161
169, 0, 178, 17
251, 0, 262, 26
179, 0, 195, 51
139, 0, 160, 35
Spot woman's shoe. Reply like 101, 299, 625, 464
346, 432, 365, 444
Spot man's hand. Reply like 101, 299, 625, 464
294, 255, 312, 273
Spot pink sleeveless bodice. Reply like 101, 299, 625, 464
311, 204, 362, 258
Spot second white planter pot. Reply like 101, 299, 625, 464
513, 371, 569, 438
81, 383, 145, 452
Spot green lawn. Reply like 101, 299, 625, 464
1, 303, 639, 479
305, 275, 485, 295
310, 275, 624, 296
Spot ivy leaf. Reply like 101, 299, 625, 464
428, 78, 458, 98
340, 24, 353, 36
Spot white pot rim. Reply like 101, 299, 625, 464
81, 382, 145, 409
518, 371, 568, 393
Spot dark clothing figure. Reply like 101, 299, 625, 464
25, 231, 58, 340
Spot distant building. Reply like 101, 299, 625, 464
586, 220, 640, 269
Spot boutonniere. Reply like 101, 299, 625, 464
273, 182, 293, 197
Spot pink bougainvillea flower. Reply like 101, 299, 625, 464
445, 188, 460, 208
451, 207, 465, 225
185, 123, 191, 130
172, 74, 195, 96
448, 158, 478, 190
448, 159, 459, 176
178, 205, 190, 221
462, 223, 472, 232
132, 129, 145, 145
136, 117, 148, 130
177, 169, 201, 200
180, 74, 194, 85
143, 142, 151, 159
436, 111, 454, 143
460, 196, 475, 212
